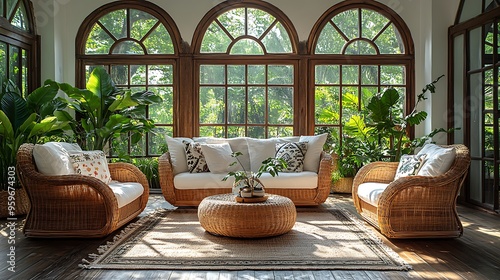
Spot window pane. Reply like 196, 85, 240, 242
148, 65, 173, 85
268, 87, 293, 124
268, 126, 293, 137
200, 65, 225, 84
362, 9, 389, 41
199, 86, 225, 124
375, 23, 404, 54
345, 40, 377, 55
262, 22, 292, 53
268, 65, 293, 85
112, 41, 144, 54
315, 86, 340, 125
228, 87, 246, 124
12, 2, 28, 31
201, 22, 232, 53
149, 129, 169, 155
111, 65, 129, 85
86, 24, 114, 54
361, 65, 378, 85
315, 65, 340, 85
248, 126, 266, 138
230, 38, 264, 55
334, 9, 359, 40
315, 23, 345, 54
381, 65, 405, 85
200, 126, 225, 137
248, 65, 265, 84
342, 65, 359, 84
248, 8, 275, 38
101, 10, 127, 40
248, 86, 265, 124
8, 45, 19, 83
218, 8, 245, 38
144, 24, 174, 54
149, 87, 173, 123
228, 65, 245, 84
130, 9, 157, 40
131, 65, 147, 85
0, 42, 6, 81
228, 126, 246, 138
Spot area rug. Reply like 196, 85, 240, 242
80, 206, 412, 271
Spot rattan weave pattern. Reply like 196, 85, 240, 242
198, 194, 296, 238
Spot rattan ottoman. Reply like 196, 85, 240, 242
197, 194, 297, 238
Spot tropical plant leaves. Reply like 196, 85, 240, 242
1, 91, 30, 132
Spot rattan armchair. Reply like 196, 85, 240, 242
16, 143, 150, 238
352, 144, 470, 239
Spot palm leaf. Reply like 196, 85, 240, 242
1, 92, 30, 132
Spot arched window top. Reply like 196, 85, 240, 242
193, 2, 298, 54
309, 1, 413, 55
456, 0, 500, 24
1, 0, 34, 33
77, 1, 181, 55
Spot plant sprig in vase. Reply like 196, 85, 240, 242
222, 151, 287, 197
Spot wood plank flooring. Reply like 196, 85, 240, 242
1, 193, 499, 280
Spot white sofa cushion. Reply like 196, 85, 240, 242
203, 137, 251, 171
299, 133, 328, 172
108, 182, 144, 208
201, 142, 243, 173
33, 142, 82, 175
166, 136, 193, 175
246, 137, 300, 172
173, 172, 318, 190
416, 144, 456, 176
357, 182, 390, 206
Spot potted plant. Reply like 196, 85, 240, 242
54, 67, 163, 152
0, 80, 69, 217
223, 152, 287, 199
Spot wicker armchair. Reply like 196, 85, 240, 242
16, 143, 149, 238
352, 144, 470, 239
159, 151, 332, 206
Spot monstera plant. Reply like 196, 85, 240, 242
55, 67, 162, 152
0, 79, 68, 191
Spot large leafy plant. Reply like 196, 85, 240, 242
342, 75, 452, 166
0, 80, 68, 190
55, 67, 162, 151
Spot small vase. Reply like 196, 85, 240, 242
240, 187, 253, 198
252, 188, 265, 197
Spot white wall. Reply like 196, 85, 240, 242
32, 0, 460, 140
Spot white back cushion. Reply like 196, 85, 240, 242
416, 144, 456, 176
33, 142, 82, 175
166, 136, 193, 175
246, 137, 300, 172
299, 133, 328, 172
201, 142, 243, 173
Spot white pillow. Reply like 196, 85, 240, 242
394, 154, 427, 180
246, 137, 299, 172
166, 135, 193, 175
69, 150, 112, 184
201, 143, 243, 173
33, 142, 82, 175
205, 137, 251, 171
416, 144, 456, 176
299, 133, 328, 172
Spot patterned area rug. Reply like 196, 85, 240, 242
81, 205, 411, 271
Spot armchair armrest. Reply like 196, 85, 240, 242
158, 152, 176, 205
314, 151, 332, 204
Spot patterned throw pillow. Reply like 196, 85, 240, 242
69, 150, 112, 184
275, 142, 308, 172
394, 154, 427, 180
183, 140, 209, 173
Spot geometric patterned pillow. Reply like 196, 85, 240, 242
69, 150, 112, 184
394, 154, 427, 180
275, 142, 308, 173
183, 140, 209, 173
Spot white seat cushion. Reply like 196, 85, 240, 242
357, 182, 390, 206
173, 171, 318, 190
108, 182, 144, 208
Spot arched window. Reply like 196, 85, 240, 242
309, 1, 414, 151
192, 1, 299, 138
76, 0, 181, 156
0, 0, 38, 95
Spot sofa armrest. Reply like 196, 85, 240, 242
314, 151, 332, 204
158, 152, 176, 205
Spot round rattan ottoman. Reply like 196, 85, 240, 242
197, 194, 297, 238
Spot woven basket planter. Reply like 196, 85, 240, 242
331, 177, 354, 194
0, 187, 30, 218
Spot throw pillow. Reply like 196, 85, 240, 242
33, 142, 82, 176
275, 142, 308, 172
201, 142, 243, 173
69, 150, 112, 184
299, 133, 328, 172
183, 141, 209, 173
246, 137, 300, 172
394, 154, 427, 180
165, 135, 193, 175
416, 144, 456, 176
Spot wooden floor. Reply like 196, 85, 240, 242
1, 193, 499, 280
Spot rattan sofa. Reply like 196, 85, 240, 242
352, 144, 470, 239
16, 143, 150, 238
159, 136, 332, 206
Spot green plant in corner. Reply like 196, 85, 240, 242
55, 67, 162, 152
0, 79, 69, 190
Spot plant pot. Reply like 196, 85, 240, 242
0, 187, 30, 218
331, 177, 354, 194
